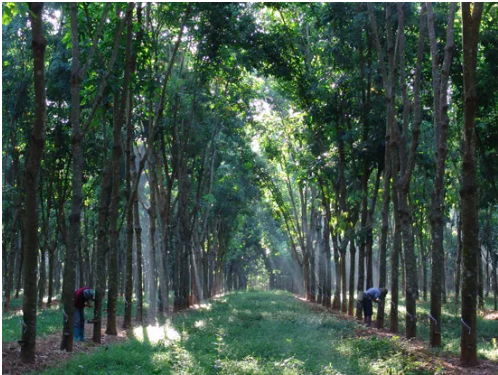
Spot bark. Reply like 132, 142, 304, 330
21, 3, 46, 363
92, 103, 111, 344
106, 4, 135, 335
368, 3, 397, 331
340, 241, 348, 314
493, 254, 498, 311
348, 239, 356, 316
123, 5, 135, 329
132, 155, 144, 322
47, 237, 58, 305
477, 245, 485, 310
356, 5, 368, 317
357, 167, 370, 318
332, 231, 341, 310
427, 2, 457, 347
455, 212, 463, 305
377, 161, 391, 330
393, 3, 427, 339
320, 183, 332, 308
460, 2, 483, 366
38, 181, 53, 308
390, 176, 401, 334
5, 199, 21, 310
419, 216, 428, 302
4, 67, 26, 311
16, 236, 24, 299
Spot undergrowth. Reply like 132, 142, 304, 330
39, 291, 440, 375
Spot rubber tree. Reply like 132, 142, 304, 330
20, 2, 46, 363
460, 1, 483, 366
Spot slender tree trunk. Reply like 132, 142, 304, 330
390, 181, 401, 334
419, 220, 428, 302
16, 237, 24, 299
340, 242, 348, 314
106, 5, 135, 335
5, 205, 21, 310
427, 2, 457, 347
455, 212, 463, 305
357, 169, 368, 318
348, 239, 356, 316
47, 239, 57, 305
493, 255, 497, 311
399, 249, 406, 298
324, 216, 332, 308
21, 3, 46, 363
92, 103, 112, 343
123, 7, 135, 329
477, 246, 485, 310
38, 181, 52, 308
146, 162, 158, 322
460, 2, 483, 366
132, 159, 144, 322
377, 164, 391, 330
332, 232, 341, 310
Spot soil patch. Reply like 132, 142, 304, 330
2, 316, 131, 375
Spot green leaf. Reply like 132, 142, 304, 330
2, 3, 18, 25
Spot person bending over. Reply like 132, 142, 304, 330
74, 287, 94, 341
362, 287, 388, 327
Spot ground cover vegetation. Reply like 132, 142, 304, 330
2, 2, 498, 372
38, 292, 450, 375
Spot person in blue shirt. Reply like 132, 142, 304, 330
362, 287, 388, 327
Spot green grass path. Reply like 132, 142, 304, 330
39, 291, 436, 375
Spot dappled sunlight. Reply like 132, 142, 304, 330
479, 344, 498, 361
132, 321, 181, 345
190, 301, 213, 311
218, 355, 307, 375
152, 344, 194, 374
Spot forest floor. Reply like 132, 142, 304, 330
2, 291, 497, 375
300, 297, 498, 375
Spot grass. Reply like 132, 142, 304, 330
2, 295, 64, 342
381, 294, 498, 361
39, 291, 434, 375
2, 294, 145, 343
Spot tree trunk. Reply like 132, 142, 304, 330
477, 246, 485, 310
61, 3, 84, 352
323, 213, 332, 308
357, 167, 369, 318
92, 102, 112, 343
427, 2, 457, 347
455, 212, 463, 305
399, 248, 406, 298
4, 205, 21, 310
21, 3, 46, 363
132, 159, 144, 322
377, 164, 391, 330
493, 255, 497, 311
47, 239, 57, 305
340, 243, 348, 314
348, 239, 356, 316
460, 2, 483, 366
145, 127, 159, 320
332, 232, 341, 310
16, 237, 24, 299
106, 5, 135, 335
123, 6, 135, 329
390, 181, 401, 334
